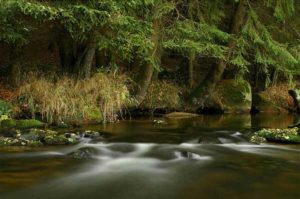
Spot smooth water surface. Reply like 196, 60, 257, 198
0, 114, 300, 199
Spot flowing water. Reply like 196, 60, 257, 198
0, 114, 300, 199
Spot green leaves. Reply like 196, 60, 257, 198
240, 9, 298, 75
164, 20, 229, 58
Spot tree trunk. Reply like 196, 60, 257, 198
135, 19, 161, 104
189, 0, 248, 105
11, 63, 21, 87
58, 39, 75, 75
75, 34, 97, 79
95, 49, 110, 68
9, 47, 22, 87
188, 52, 195, 88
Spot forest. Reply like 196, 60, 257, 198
0, 0, 299, 124
1, 1, 300, 198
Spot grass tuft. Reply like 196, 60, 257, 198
18, 72, 132, 124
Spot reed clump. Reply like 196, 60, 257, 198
18, 72, 131, 124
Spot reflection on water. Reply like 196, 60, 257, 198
0, 114, 300, 199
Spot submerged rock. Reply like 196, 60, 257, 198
153, 119, 167, 125
251, 128, 300, 144
68, 147, 99, 159
164, 112, 199, 118
82, 130, 101, 138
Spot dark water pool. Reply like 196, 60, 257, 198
0, 114, 300, 199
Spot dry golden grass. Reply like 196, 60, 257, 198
260, 83, 295, 109
18, 72, 131, 124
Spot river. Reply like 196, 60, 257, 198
0, 114, 300, 199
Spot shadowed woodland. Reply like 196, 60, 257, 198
0, 0, 299, 124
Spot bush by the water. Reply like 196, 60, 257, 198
18, 72, 132, 124
142, 81, 182, 109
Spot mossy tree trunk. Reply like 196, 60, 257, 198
189, 0, 248, 105
135, 19, 161, 104
9, 47, 22, 87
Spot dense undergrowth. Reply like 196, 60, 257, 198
0, 71, 185, 125
142, 81, 183, 110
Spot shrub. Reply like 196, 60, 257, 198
141, 81, 182, 109
18, 72, 131, 124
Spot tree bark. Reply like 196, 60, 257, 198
75, 34, 97, 79
135, 19, 161, 104
188, 52, 195, 88
189, 0, 248, 105
9, 47, 22, 87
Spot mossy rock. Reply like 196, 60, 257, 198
208, 79, 252, 113
0, 128, 80, 147
44, 134, 77, 145
251, 128, 300, 144
16, 119, 45, 129
0, 137, 42, 147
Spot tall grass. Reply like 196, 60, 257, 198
18, 72, 131, 124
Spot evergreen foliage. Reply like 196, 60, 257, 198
0, 0, 299, 110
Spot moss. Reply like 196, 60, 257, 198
251, 128, 300, 144
0, 119, 44, 134
85, 108, 103, 122
44, 134, 78, 145
16, 119, 44, 129
211, 79, 252, 113
0, 128, 79, 146
0, 119, 17, 129
0, 137, 43, 147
